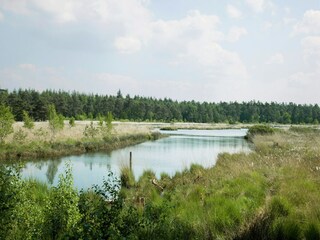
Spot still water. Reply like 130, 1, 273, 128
20, 129, 250, 190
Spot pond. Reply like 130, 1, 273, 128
19, 129, 250, 190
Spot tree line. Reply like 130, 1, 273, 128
1, 88, 320, 124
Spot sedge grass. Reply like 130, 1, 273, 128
120, 128, 320, 239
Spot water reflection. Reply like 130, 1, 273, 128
15, 129, 250, 189
46, 159, 62, 184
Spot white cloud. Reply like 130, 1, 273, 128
226, 4, 242, 19
0, 10, 3, 21
266, 53, 284, 64
287, 68, 320, 103
283, 17, 296, 26
114, 37, 142, 54
245, 0, 264, 13
19, 63, 37, 72
0, 2, 249, 94
0, 0, 152, 25
0, 64, 69, 91
284, 7, 290, 15
301, 36, 320, 64
263, 21, 272, 29
227, 27, 247, 42
245, 0, 274, 13
293, 10, 320, 35
0, 0, 31, 15
150, 10, 222, 44
148, 11, 247, 80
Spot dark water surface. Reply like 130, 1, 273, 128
18, 129, 250, 189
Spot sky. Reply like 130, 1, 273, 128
0, 0, 319, 104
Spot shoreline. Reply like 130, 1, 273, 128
1, 121, 316, 161
0, 132, 162, 161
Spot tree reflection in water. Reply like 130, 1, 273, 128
46, 159, 62, 184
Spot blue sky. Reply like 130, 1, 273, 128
0, 0, 319, 103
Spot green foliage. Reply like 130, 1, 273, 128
5, 88, 320, 124
69, 117, 75, 127
44, 162, 81, 239
271, 219, 302, 240
7, 179, 48, 240
83, 121, 99, 138
246, 124, 274, 140
304, 223, 320, 240
75, 114, 87, 121
22, 110, 34, 129
97, 113, 104, 126
120, 166, 135, 188
248, 125, 274, 136
12, 128, 27, 144
0, 105, 15, 143
33, 127, 48, 141
0, 165, 21, 239
77, 172, 125, 239
2, 128, 320, 239
105, 111, 113, 132
47, 104, 64, 138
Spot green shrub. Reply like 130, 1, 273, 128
69, 117, 75, 127
43, 162, 81, 239
0, 165, 21, 238
83, 121, 99, 138
245, 125, 274, 140
22, 110, 34, 129
12, 128, 27, 144
47, 104, 64, 139
0, 105, 15, 143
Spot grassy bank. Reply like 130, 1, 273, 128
119, 126, 320, 239
0, 132, 161, 161
0, 121, 162, 161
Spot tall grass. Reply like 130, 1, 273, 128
120, 128, 320, 239
120, 164, 135, 188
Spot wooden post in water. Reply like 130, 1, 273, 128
129, 152, 132, 171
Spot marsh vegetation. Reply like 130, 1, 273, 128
1, 126, 320, 239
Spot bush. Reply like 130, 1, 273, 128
69, 117, 75, 127
245, 125, 274, 140
12, 128, 27, 144
22, 110, 34, 129
83, 122, 99, 138
47, 104, 64, 139
0, 105, 15, 143
0, 165, 21, 238
43, 162, 81, 239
